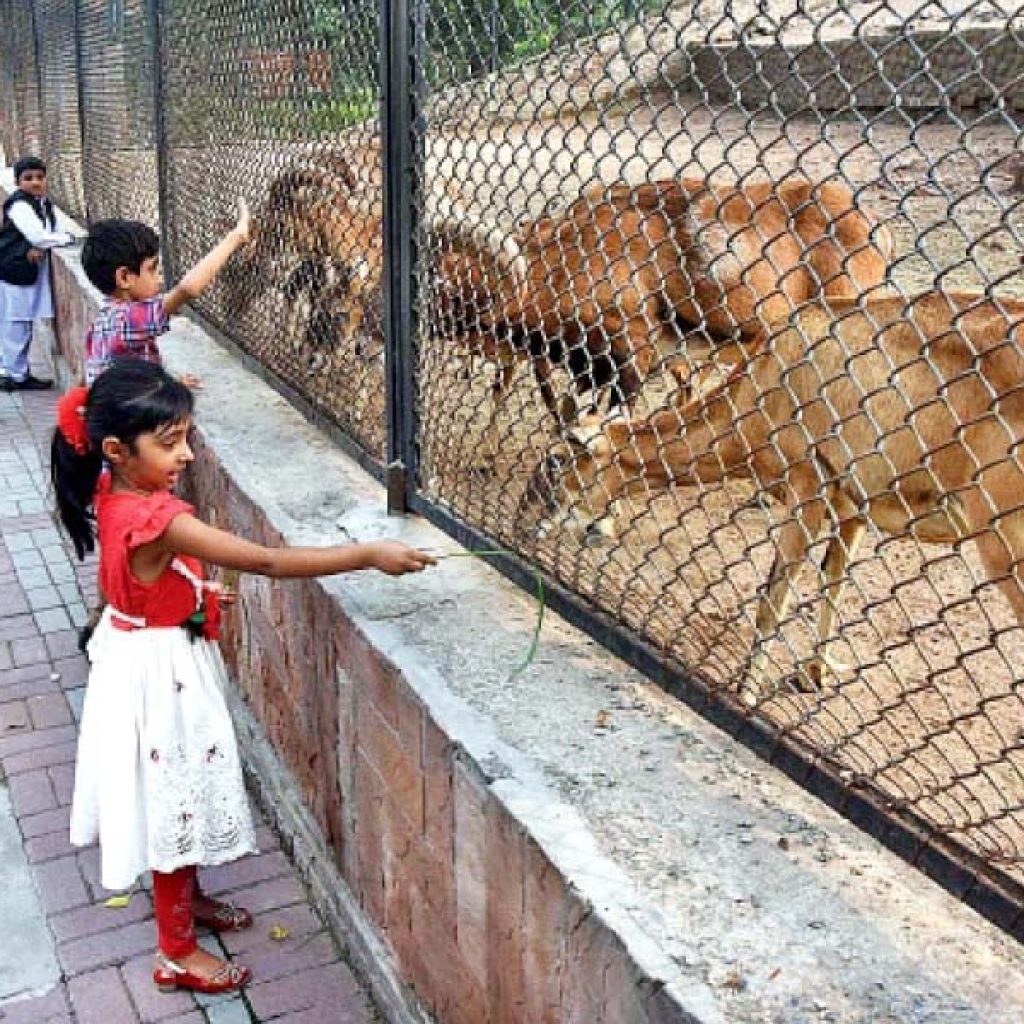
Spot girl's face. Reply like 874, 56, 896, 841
108, 417, 194, 493
16, 168, 47, 198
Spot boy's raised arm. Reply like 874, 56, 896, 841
163, 199, 250, 315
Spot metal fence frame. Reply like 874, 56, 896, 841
2, 0, 1023, 943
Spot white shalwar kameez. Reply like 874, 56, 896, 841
0, 201, 71, 381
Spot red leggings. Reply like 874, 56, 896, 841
152, 866, 198, 958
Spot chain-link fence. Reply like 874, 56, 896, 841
408, 0, 1024, 936
0, 0, 87, 219
33, 0, 86, 219
76, 0, 159, 226
0, 1, 44, 166
1, 0, 1024, 938
158, 0, 385, 460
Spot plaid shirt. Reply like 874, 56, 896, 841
84, 297, 170, 385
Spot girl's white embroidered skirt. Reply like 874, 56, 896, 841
70, 610, 257, 891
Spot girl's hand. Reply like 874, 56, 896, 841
232, 198, 251, 245
366, 541, 436, 575
26, 247, 43, 264
180, 372, 203, 390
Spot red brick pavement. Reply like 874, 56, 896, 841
0, 386, 379, 1022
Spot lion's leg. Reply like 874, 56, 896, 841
973, 504, 1024, 623
532, 352, 562, 426
952, 466, 1024, 624
611, 312, 660, 412
481, 356, 516, 463
808, 507, 867, 689
742, 478, 826, 707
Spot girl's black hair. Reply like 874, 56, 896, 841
81, 218, 161, 296
51, 360, 193, 560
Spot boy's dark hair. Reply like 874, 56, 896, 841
51, 360, 193, 560
13, 156, 46, 182
81, 218, 161, 295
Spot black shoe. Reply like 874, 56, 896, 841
0, 375, 14, 391
15, 374, 53, 390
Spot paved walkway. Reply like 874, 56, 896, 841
0, 374, 379, 1023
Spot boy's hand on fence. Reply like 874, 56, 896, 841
366, 541, 437, 575
232, 198, 251, 245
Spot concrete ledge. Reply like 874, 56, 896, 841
37, 190, 1024, 1024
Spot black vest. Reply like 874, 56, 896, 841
0, 190, 57, 286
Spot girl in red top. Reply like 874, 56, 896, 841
51, 360, 433, 995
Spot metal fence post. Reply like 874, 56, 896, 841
28, 1, 45, 156
72, 0, 91, 223
147, 0, 175, 281
381, 0, 421, 515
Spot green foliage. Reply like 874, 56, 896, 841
164, 0, 666, 139
425, 0, 665, 85
303, 90, 378, 131
300, 0, 668, 87
309, 0, 348, 41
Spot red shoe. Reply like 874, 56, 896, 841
153, 953, 252, 994
193, 899, 254, 932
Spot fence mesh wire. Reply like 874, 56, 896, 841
32, 0, 85, 219
0, 0, 43, 164
1, 0, 1024, 924
157, 0, 385, 461
413, 1, 1024, 886
76, 0, 160, 226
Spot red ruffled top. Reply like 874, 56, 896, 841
95, 475, 220, 639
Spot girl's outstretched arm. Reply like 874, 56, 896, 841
148, 512, 435, 579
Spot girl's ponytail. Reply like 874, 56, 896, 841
51, 386, 102, 560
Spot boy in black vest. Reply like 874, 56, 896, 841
0, 156, 75, 390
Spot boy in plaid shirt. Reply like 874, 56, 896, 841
75, 201, 251, 653
82, 200, 250, 385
